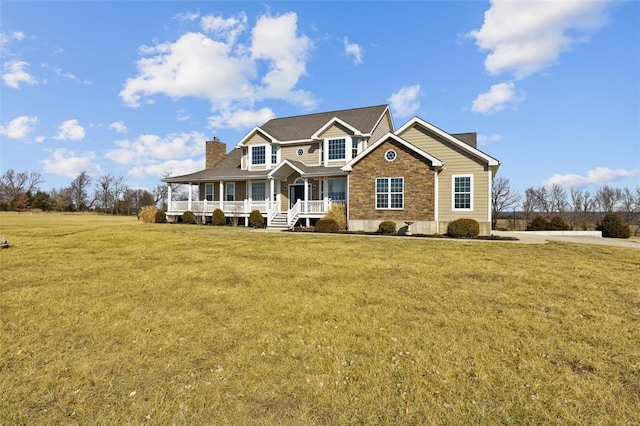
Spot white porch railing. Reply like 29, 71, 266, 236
168, 200, 271, 214
267, 199, 279, 226
287, 200, 302, 228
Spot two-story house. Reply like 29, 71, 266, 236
162, 104, 500, 235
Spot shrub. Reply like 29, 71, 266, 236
212, 208, 226, 226
182, 210, 197, 224
322, 203, 347, 231
527, 215, 549, 231
154, 210, 166, 223
315, 218, 339, 233
139, 205, 157, 223
378, 221, 397, 234
249, 209, 264, 228
597, 212, 631, 238
548, 215, 570, 231
447, 218, 480, 238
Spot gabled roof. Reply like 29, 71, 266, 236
342, 132, 444, 171
396, 117, 500, 167
235, 126, 277, 148
256, 104, 390, 142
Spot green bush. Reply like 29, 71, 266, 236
447, 218, 480, 238
182, 210, 197, 224
154, 210, 166, 223
597, 212, 631, 238
249, 209, 264, 228
527, 215, 549, 231
139, 205, 157, 223
378, 221, 397, 234
212, 208, 226, 226
315, 218, 339, 233
322, 203, 347, 231
548, 215, 570, 231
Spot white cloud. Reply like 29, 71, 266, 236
388, 84, 421, 118
177, 109, 190, 121
173, 10, 200, 23
208, 107, 275, 129
544, 167, 640, 189
109, 121, 128, 134
2, 60, 38, 89
55, 119, 86, 140
343, 37, 363, 65
471, 82, 524, 114
477, 134, 501, 146
0, 115, 38, 139
129, 158, 204, 179
468, 1, 611, 79
201, 12, 247, 44
105, 131, 206, 170
42, 148, 102, 178
120, 11, 315, 116
250, 12, 314, 108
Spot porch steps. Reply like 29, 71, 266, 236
268, 213, 290, 230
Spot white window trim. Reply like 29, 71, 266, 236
249, 145, 267, 170
452, 174, 473, 211
270, 145, 279, 167
376, 177, 404, 210
225, 182, 235, 202
205, 183, 214, 201
250, 181, 267, 202
327, 177, 346, 201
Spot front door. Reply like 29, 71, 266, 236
289, 185, 304, 208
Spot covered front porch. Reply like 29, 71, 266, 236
165, 180, 343, 228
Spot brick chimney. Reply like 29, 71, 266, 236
206, 137, 226, 168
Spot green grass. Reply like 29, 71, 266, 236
1, 213, 639, 425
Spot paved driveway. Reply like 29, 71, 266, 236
492, 231, 640, 249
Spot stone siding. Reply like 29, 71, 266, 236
349, 139, 435, 222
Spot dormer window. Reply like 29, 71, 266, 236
252, 146, 266, 165
328, 138, 346, 160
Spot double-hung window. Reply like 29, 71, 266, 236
271, 146, 278, 164
205, 184, 213, 201
226, 183, 235, 201
351, 139, 359, 159
453, 175, 473, 210
251, 182, 266, 201
328, 178, 346, 201
376, 177, 403, 209
328, 138, 346, 160
252, 146, 266, 165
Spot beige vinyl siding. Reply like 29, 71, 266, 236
369, 110, 394, 144
318, 123, 354, 139
244, 133, 271, 146
281, 143, 320, 164
399, 125, 489, 222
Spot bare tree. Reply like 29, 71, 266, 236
112, 176, 128, 214
0, 169, 44, 204
522, 187, 538, 224
569, 187, 594, 230
68, 171, 93, 211
95, 174, 114, 213
549, 184, 568, 214
594, 185, 622, 212
491, 177, 521, 229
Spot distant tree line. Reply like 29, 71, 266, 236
0, 169, 186, 215
492, 177, 640, 234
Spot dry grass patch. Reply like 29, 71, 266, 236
0, 213, 639, 424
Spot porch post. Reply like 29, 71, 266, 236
219, 181, 224, 210
303, 177, 309, 213
187, 182, 192, 211
323, 177, 329, 212
270, 179, 275, 205
167, 185, 172, 211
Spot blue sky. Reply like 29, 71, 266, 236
1, 1, 638, 196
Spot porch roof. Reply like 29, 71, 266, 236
163, 148, 346, 184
